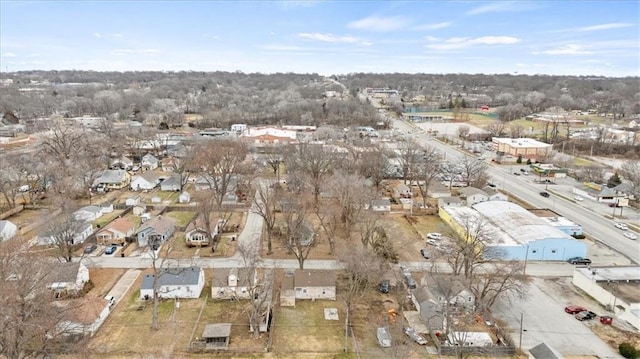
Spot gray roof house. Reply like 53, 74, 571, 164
47, 262, 90, 295
140, 266, 205, 299
141, 154, 159, 170
457, 187, 488, 206
73, 205, 103, 222
0, 219, 18, 241
529, 342, 564, 359
160, 174, 182, 192
482, 186, 508, 201
200, 323, 231, 350
428, 181, 452, 199
410, 286, 444, 331
372, 199, 391, 212
438, 196, 463, 208
136, 215, 175, 248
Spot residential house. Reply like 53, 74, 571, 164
47, 262, 90, 296
530, 342, 564, 359
185, 215, 221, 247
423, 275, 475, 309
458, 187, 488, 206
36, 221, 93, 246
95, 170, 131, 191
130, 172, 160, 191
573, 182, 628, 204
96, 217, 136, 245
428, 182, 452, 199
394, 183, 412, 199
140, 266, 205, 299
482, 187, 508, 201
372, 199, 391, 212
200, 323, 231, 351
141, 153, 159, 170
293, 269, 336, 301
194, 174, 214, 191
410, 286, 444, 332
136, 215, 175, 248
179, 191, 191, 203
125, 195, 141, 206
132, 203, 147, 216
0, 219, 18, 241
73, 205, 103, 222
160, 174, 182, 192
55, 297, 110, 337
110, 156, 133, 170
211, 267, 255, 300
446, 332, 493, 347
161, 157, 177, 172
100, 202, 114, 214
437, 196, 463, 208
291, 221, 316, 247
221, 192, 239, 206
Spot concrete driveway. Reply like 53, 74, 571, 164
492, 278, 621, 358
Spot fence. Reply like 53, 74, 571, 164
0, 204, 23, 220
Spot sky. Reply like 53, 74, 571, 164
1, 1, 638, 77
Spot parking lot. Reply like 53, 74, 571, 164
492, 278, 621, 358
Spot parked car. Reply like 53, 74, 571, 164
379, 280, 390, 294
400, 265, 411, 278
567, 257, 591, 265
614, 222, 629, 230
105, 245, 117, 255
405, 274, 417, 289
105, 295, 116, 308
574, 196, 584, 201
426, 233, 442, 240
608, 203, 621, 208
403, 327, 427, 345
623, 232, 637, 240
426, 239, 440, 247
487, 182, 496, 188
513, 172, 521, 176
420, 249, 430, 259
565, 305, 587, 314
575, 310, 597, 321
539, 191, 550, 197
84, 244, 97, 254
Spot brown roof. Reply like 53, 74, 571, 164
294, 269, 335, 288
102, 217, 135, 234
202, 323, 231, 338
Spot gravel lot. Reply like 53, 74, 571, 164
492, 278, 622, 358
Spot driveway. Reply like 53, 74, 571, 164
105, 269, 141, 307
492, 278, 621, 358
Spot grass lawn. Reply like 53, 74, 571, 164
94, 210, 126, 228
273, 301, 344, 354
164, 211, 196, 227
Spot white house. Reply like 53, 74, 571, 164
211, 268, 255, 300
438, 196, 463, 208
483, 187, 508, 201
446, 332, 493, 347
0, 220, 18, 241
130, 172, 161, 191
125, 195, 141, 206
160, 174, 182, 192
394, 183, 412, 199
47, 262, 90, 295
36, 221, 93, 246
110, 156, 133, 170
140, 266, 205, 300
141, 153, 159, 170
73, 205, 103, 222
372, 199, 391, 212
428, 182, 452, 199
100, 202, 114, 214
293, 269, 336, 301
55, 297, 110, 337
458, 187, 488, 206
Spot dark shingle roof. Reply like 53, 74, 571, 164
141, 266, 202, 289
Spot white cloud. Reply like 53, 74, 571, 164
113, 33, 123, 38
466, 1, 536, 15
413, 22, 452, 31
259, 44, 306, 51
347, 15, 411, 32
298, 33, 359, 43
426, 36, 520, 50
2, 52, 17, 58
577, 23, 634, 32
111, 49, 161, 55
542, 44, 592, 55
93, 32, 102, 39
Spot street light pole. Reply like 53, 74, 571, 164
519, 312, 524, 352
523, 245, 529, 275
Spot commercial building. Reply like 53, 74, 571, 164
439, 201, 587, 261
492, 137, 552, 161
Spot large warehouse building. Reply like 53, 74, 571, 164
439, 201, 587, 261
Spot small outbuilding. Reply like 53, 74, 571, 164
179, 191, 191, 203
201, 323, 231, 350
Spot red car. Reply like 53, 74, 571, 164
565, 305, 587, 314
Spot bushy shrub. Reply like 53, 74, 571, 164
619, 342, 639, 359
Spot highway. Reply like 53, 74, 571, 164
390, 116, 640, 264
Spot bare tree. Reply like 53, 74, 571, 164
577, 164, 606, 183
469, 261, 531, 312
457, 125, 470, 146
43, 213, 88, 263
194, 139, 249, 207
413, 146, 442, 208
457, 156, 489, 188
444, 213, 499, 279
339, 246, 384, 329
285, 143, 334, 204
263, 152, 284, 183
486, 122, 507, 137
280, 196, 314, 269
507, 123, 524, 138
252, 181, 279, 255
237, 243, 273, 339
357, 145, 390, 189
620, 160, 640, 199
398, 139, 421, 185
357, 209, 381, 249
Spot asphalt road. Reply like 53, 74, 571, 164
492, 278, 622, 358
390, 117, 640, 264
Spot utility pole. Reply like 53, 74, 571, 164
519, 312, 524, 352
